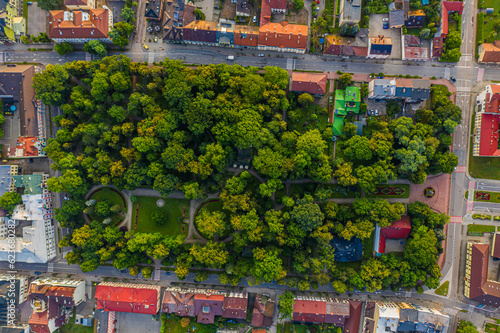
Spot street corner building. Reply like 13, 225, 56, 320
473, 84, 500, 157
28, 278, 86, 333
95, 282, 161, 315
465, 242, 500, 306
48, 8, 113, 43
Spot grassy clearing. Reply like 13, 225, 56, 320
161, 314, 217, 333
485, 323, 499, 332
467, 224, 495, 235
362, 230, 375, 260
365, 184, 410, 198
134, 196, 189, 236
287, 103, 329, 134
88, 187, 127, 224
468, 138, 500, 180
435, 281, 449, 296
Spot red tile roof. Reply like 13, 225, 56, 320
432, 36, 443, 58
64, 0, 88, 6
46, 286, 76, 298
234, 25, 259, 47
258, 22, 308, 51
441, 1, 463, 35
293, 300, 327, 323
251, 295, 275, 327
95, 283, 161, 315
467, 243, 500, 305
259, 0, 287, 25
222, 296, 248, 319
344, 300, 362, 333
493, 234, 500, 259
48, 9, 109, 39
480, 43, 500, 63
478, 113, 500, 156
162, 291, 195, 317
376, 216, 411, 254
291, 72, 327, 95
491, 84, 500, 95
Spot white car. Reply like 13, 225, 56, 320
375, 109, 379, 116
383, 18, 388, 22
258, 54, 265, 57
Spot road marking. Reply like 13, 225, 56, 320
286, 58, 294, 70
154, 268, 161, 281
454, 165, 466, 173
477, 68, 485, 82
449, 216, 462, 223
466, 201, 474, 213
468, 181, 476, 190
445, 67, 450, 79
47, 263, 54, 273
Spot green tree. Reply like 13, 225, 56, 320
121, 7, 135, 22
292, 0, 304, 11
194, 8, 206, 20
360, 83, 369, 97
152, 211, 168, 226
263, 66, 289, 89
195, 209, 228, 239
182, 182, 205, 200
457, 321, 479, 333
290, 196, 324, 232
298, 93, 314, 107
343, 135, 373, 162
0, 192, 22, 213
195, 271, 209, 282
251, 247, 287, 283
333, 162, 357, 186
141, 266, 153, 279
83, 40, 107, 57
338, 73, 353, 88
37, 0, 62, 11
54, 42, 74, 55
95, 201, 111, 217
33, 64, 71, 106
278, 291, 295, 319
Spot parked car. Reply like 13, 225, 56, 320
166, 272, 171, 275
142, 44, 149, 50
382, 18, 388, 22
258, 53, 265, 57
375, 109, 379, 116
253, 15, 256, 22
27, 2, 33, 4
383, 25, 389, 29
120, 270, 127, 273
34, 272, 42, 275
214, 5, 220, 9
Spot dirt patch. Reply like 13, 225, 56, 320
286, 8, 309, 25
220, 0, 236, 20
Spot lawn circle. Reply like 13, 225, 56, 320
156, 199, 165, 207
86, 187, 127, 226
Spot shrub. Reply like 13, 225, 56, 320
477, 13, 484, 46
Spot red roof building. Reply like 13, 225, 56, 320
477, 114, 500, 156
251, 295, 275, 327
465, 243, 500, 306
374, 216, 411, 255
431, 36, 443, 59
492, 233, 500, 259
234, 25, 259, 48
440, 1, 463, 36
222, 293, 248, 319
344, 300, 362, 333
473, 85, 500, 156
162, 290, 196, 317
258, 22, 308, 54
293, 299, 327, 323
291, 72, 328, 95
479, 41, 500, 63
95, 282, 161, 315
194, 293, 224, 324
48, 9, 111, 43
259, 0, 287, 26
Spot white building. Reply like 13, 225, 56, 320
0, 173, 56, 263
374, 302, 400, 333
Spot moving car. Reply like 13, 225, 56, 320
258, 54, 265, 57
450, 76, 456, 82
142, 44, 149, 50
226, 55, 235, 60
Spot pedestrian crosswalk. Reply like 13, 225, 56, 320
450, 216, 462, 223
286, 58, 294, 70
454, 165, 466, 173
48, 263, 54, 273
153, 268, 161, 281
477, 68, 485, 82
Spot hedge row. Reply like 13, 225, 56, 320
476, 12, 484, 55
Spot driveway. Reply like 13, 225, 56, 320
369, 14, 402, 60
27, 4, 47, 37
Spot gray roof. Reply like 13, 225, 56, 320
341, 0, 361, 22
411, 79, 430, 101
390, 10, 404, 27
399, 308, 418, 322
0, 166, 12, 197
373, 79, 396, 97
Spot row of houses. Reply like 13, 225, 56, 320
473, 84, 500, 157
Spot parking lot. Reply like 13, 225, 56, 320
27, 4, 47, 37
115, 312, 161, 333
368, 14, 402, 60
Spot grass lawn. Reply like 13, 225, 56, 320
406, 28, 423, 36
161, 314, 217, 333
57, 324, 93, 333
287, 103, 329, 134
468, 138, 500, 180
365, 184, 410, 198
134, 196, 189, 236
483, 13, 500, 43
435, 281, 449, 296
467, 224, 495, 235
88, 187, 127, 224
362, 231, 375, 260
485, 323, 499, 332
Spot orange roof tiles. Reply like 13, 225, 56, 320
480, 43, 500, 63
49, 9, 109, 39
194, 293, 225, 301
234, 25, 259, 47
258, 22, 308, 50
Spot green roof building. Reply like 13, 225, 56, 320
332, 86, 361, 136
12, 174, 43, 195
